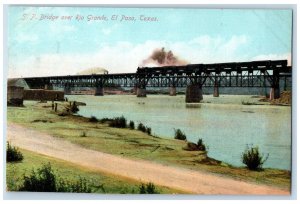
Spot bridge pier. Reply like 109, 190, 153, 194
269, 86, 280, 100
213, 85, 219, 97
95, 86, 104, 96
137, 87, 147, 97
169, 86, 176, 96
185, 85, 203, 103
64, 86, 71, 95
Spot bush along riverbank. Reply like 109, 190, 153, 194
6, 148, 179, 194
7, 101, 291, 191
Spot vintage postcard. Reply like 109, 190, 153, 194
5, 5, 292, 196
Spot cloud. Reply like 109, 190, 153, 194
101, 24, 120, 36
15, 33, 39, 43
8, 35, 291, 78
49, 24, 77, 34
251, 53, 292, 66
180, 35, 249, 64
101, 28, 112, 35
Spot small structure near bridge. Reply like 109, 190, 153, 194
7, 79, 64, 106
7, 86, 24, 106
23, 89, 64, 101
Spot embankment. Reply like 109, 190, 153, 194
6, 101, 291, 192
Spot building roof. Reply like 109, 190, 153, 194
7, 78, 29, 89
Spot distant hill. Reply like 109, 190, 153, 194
77, 67, 108, 75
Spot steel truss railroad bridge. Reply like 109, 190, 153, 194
20, 60, 291, 103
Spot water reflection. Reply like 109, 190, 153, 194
186, 104, 201, 108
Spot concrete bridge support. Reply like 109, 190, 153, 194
95, 86, 104, 96
213, 85, 219, 97
269, 86, 280, 100
169, 86, 177, 96
137, 87, 147, 97
185, 85, 203, 103
64, 86, 71, 95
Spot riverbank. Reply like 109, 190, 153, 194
7, 101, 291, 192
6, 148, 181, 194
68, 94, 291, 170
7, 123, 289, 195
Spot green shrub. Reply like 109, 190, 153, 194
241, 100, 256, 105
137, 123, 146, 132
6, 142, 24, 162
69, 102, 79, 113
197, 138, 206, 151
99, 118, 113, 123
19, 163, 92, 193
137, 123, 152, 135
129, 121, 135, 129
89, 116, 98, 122
146, 127, 152, 135
80, 132, 87, 137
174, 129, 186, 140
139, 182, 159, 194
57, 177, 92, 193
19, 163, 57, 192
242, 145, 269, 170
109, 116, 127, 128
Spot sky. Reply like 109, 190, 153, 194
7, 6, 292, 77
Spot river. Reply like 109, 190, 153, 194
68, 94, 291, 170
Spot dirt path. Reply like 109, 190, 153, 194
7, 123, 289, 195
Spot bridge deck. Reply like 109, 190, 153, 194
13, 60, 291, 89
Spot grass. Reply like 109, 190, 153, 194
6, 149, 182, 194
7, 101, 291, 191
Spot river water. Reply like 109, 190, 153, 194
68, 94, 291, 170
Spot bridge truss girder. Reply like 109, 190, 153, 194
21, 60, 291, 90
